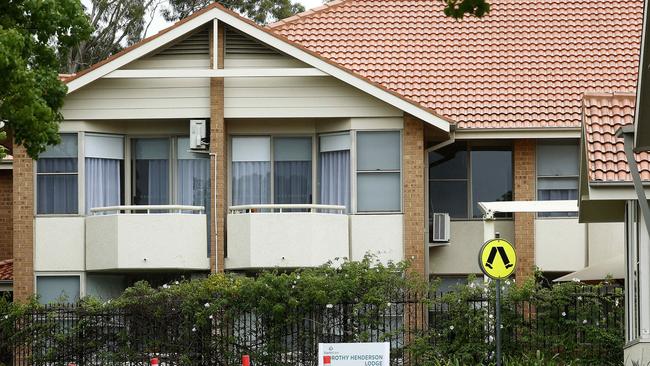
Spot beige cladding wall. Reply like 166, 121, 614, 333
429, 220, 515, 275
588, 222, 624, 266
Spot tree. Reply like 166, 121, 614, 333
61, 0, 165, 74
440, 0, 490, 19
0, 0, 92, 159
163, 0, 305, 25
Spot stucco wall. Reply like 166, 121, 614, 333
34, 217, 85, 271
535, 218, 586, 272
588, 222, 624, 266
429, 220, 515, 275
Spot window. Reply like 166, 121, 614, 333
231, 136, 313, 206
428, 143, 512, 221
471, 147, 512, 218
356, 131, 401, 212
85, 134, 124, 214
231, 136, 271, 205
37, 134, 78, 214
36, 275, 80, 304
319, 133, 351, 211
133, 138, 170, 205
536, 140, 579, 217
177, 137, 210, 252
273, 137, 312, 204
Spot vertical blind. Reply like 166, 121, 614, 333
273, 137, 312, 205
231, 136, 271, 205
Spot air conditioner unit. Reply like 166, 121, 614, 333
189, 120, 208, 150
431, 213, 451, 243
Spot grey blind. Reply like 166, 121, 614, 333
357, 131, 400, 171
37, 276, 80, 304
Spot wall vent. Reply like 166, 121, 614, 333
158, 28, 210, 56
225, 27, 279, 55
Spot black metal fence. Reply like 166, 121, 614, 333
0, 287, 624, 366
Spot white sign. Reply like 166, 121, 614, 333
318, 342, 390, 366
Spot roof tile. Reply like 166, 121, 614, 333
582, 92, 650, 182
0, 259, 12, 282
271, 0, 644, 129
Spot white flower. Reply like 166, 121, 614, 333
488, 335, 494, 342
209, 315, 213, 320
572, 278, 581, 283
489, 314, 494, 319
583, 319, 588, 324
291, 285, 295, 289
204, 302, 210, 308
469, 283, 475, 288
505, 280, 511, 285
577, 296, 583, 301
3, 315, 8, 319
616, 299, 620, 307
449, 325, 454, 330
192, 327, 197, 332
296, 275, 301, 280
162, 284, 169, 289
174, 281, 179, 285
326, 304, 334, 309
387, 302, 392, 307
500, 324, 503, 329
562, 312, 566, 317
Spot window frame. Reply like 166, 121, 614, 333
354, 130, 403, 214
426, 141, 514, 224
34, 272, 85, 304
34, 133, 82, 216
535, 139, 580, 218
228, 134, 317, 206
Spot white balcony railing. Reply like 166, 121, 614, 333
90, 205, 205, 215
228, 204, 345, 214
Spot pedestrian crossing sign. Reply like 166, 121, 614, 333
479, 238, 517, 279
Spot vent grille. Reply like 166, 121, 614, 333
158, 28, 210, 56
431, 213, 451, 243
225, 27, 279, 55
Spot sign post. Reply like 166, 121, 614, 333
478, 237, 517, 366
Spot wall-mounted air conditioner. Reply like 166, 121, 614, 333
431, 213, 451, 244
190, 120, 208, 150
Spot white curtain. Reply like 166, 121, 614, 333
231, 161, 271, 205
178, 159, 210, 207
320, 150, 350, 211
85, 158, 121, 214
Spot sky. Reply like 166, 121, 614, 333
144, 0, 325, 36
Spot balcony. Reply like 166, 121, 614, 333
226, 204, 349, 270
85, 205, 210, 271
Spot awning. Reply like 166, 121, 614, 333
554, 255, 624, 282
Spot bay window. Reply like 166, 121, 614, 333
428, 143, 512, 221
133, 138, 170, 205
356, 131, 401, 212
85, 134, 124, 213
536, 140, 579, 217
37, 134, 79, 214
319, 133, 351, 211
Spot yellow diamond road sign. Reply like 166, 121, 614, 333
479, 238, 517, 280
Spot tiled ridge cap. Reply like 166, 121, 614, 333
268, 0, 350, 28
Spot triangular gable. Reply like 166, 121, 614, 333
65, 3, 451, 132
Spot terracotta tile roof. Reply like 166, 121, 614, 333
271, 0, 644, 129
0, 259, 12, 282
582, 92, 650, 182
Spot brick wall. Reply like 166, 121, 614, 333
210, 21, 226, 273
0, 169, 12, 261
403, 114, 426, 277
513, 139, 536, 281
12, 145, 33, 302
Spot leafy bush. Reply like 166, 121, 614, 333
410, 274, 624, 366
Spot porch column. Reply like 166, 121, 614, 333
403, 114, 426, 277
12, 144, 34, 301
210, 20, 226, 273
513, 139, 536, 281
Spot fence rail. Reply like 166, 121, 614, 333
0, 287, 624, 366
